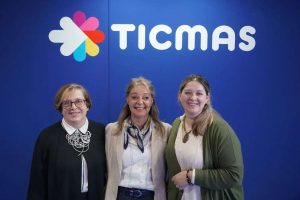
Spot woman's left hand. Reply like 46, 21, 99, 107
171, 171, 188, 190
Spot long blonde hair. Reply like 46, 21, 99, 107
178, 74, 214, 136
116, 77, 165, 136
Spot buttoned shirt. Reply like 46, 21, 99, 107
119, 124, 154, 190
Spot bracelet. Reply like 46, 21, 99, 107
186, 169, 192, 185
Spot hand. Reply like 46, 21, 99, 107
171, 170, 188, 190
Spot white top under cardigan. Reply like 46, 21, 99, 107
119, 123, 154, 190
175, 115, 203, 200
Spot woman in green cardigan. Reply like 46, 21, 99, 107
165, 74, 244, 200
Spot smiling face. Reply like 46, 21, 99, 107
61, 89, 89, 128
126, 84, 153, 122
179, 80, 210, 119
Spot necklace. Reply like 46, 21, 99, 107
182, 116, 192, 143
66, 130, 92, 156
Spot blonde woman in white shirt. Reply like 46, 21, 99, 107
105, 77, 171, 200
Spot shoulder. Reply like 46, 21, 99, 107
35, 122, 62, 146
154, 121, 171, 137
105, 122, 118, 131
172, 117, 181, 125
105, 122, 120, 144
167, 117, 181, 136
161, 121, 171, 130
207, 113, 236, 140
89, 120, 105, 129
165, 117, 181, 143
88, 120, 105, 139
41, 121, 62, 132
170, 117, 181, 131
212, 114, 233, 131
39, 122, 62, 138
105, 122, 119, 135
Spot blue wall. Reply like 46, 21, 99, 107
1, 0, 299, 199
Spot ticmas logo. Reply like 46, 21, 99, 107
49, 11, 105, 62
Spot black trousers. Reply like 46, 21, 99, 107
80, 192, 88, 200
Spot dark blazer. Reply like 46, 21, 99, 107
27, 120, 106, 200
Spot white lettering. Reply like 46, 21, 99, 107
149, 25, 172, 50
110, 23, 256, 52
138, 24, 146, 50
175, 25, 208, 50
111, 24, 135, 50
239, 26, 256, 51
212, 25, 235, 51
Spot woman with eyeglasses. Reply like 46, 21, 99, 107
27, 84, 106, 200
165, 74, 244, 200
105, 77, 171, 200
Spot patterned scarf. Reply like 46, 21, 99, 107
124, 119, 151, 153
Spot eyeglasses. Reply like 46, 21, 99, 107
61, 99, 86, 109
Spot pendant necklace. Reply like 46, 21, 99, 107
182, 116, 192, 143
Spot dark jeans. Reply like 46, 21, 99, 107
117, 186, 154, 200
80, 192, 88, 200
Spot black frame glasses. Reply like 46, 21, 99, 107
61, 99, 86, 109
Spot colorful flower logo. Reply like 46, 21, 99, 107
49, 11, 105, 62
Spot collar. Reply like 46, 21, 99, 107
179, 114, 185, 122
62, 118, 89, 135
125, 117, 153, 132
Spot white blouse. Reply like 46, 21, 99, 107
175, 116, 203, 200
119, 126, 154, 190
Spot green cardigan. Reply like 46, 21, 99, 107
165, 113, 244, 200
